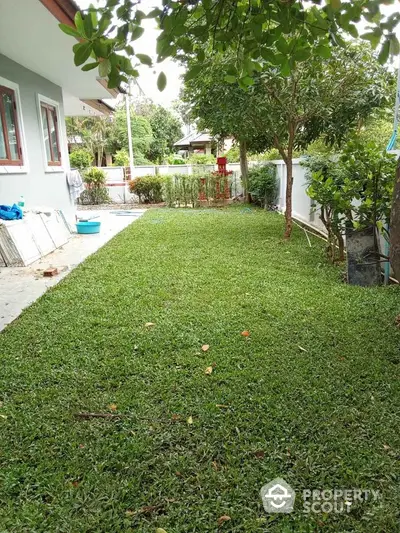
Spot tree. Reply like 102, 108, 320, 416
183, 44, 391, 235
182, 54, 268, 201
145, 106, 182, 164
108, 106, 153, 165
66, 116, 112, 166
255, 44, 392, 237
61, 2, 400, 92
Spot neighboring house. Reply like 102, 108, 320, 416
174, 131, 214, 156
174, 131, 234, 158
0, 0, 122, 221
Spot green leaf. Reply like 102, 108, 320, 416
74, 12, 85, 37
74, 42, 93, 66
157, 71, 167, 92
83, 14, 94, 38
260, 48, 277, 64
276, 37, 289, 54
136, 54, 152, 66
131, 25, 144, 41
99, 58, 111, 77
197, 49, 205, 62
82, 62, 99, 71
280, 60, 291, 77
184, 64, 202, 82
97, 13, 112, 35
224, 75, 237, 83
330, 0, 341, 10
239, 76, 254, 87
389, 35, 400, 56
294, 48, 311, 61
378, 39, 390, 64
59, 23, 81, 38
147, 8, 162, 18
251, 22, 263, 41
315, 44, 332, 59
93, 40, 109, 58
347, 24, 358, 38
361, 30, 382, 49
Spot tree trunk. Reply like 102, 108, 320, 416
239, 139, 250, 203
284, 145, 293, 239
390, 157, 400, 281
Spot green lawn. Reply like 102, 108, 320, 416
0, 208, 399, 532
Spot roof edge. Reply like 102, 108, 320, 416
39, 0, 124, 96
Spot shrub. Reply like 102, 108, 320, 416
113, 149, 130, 167
80, 167, 110, 205
163, 174, 201, 208
167, 154, 186, 165
187, 153, 216, 165
303, 142, 396, 262
69, 149, 93, 170
224, 146, 240, 163
128, 175, 164, 204
248, 164, 277, 208
164, 171, 233, 207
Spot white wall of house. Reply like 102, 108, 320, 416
0, 54, 73, 220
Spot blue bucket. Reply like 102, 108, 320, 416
76, 221, 101, 234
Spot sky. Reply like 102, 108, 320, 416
76, 1, 400, 108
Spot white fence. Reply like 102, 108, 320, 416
273, 159, 326, 234
101, 164, 243, 204
100, 160, 325, 234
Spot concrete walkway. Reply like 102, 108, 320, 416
0, 209, 145, 332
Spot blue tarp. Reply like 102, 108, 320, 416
0, 204, 23, 221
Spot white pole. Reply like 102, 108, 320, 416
125, 79, 134, 201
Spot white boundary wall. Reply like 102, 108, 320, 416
99, 160, 325, 234
272, 159, 326, 234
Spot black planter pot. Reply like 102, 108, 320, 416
346, 225, 381, 287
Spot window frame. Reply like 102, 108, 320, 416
0, 77, 28, 174
40, 101, 62, 167
37, 94, 65, 173
0, 85, 23, 166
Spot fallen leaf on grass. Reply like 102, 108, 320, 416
145, 322, 155, 328
205, 366, 213, 375
241, 330, 250, 337
216, 404, 229, 409
72, 480, 80, 488
217, 515, 231, 526
383, 444, 391, 450
395, 315, 400, 328
202, 344, 210, 352
187, 416, 193, 425
0, 414, 7, 419
108, 403, 118, 411
254, 450, 265, 459
298, 345, 307, 352
171, 414, 181, 421
156, 529, 168, 533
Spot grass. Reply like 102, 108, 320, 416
0, 207, 399, 533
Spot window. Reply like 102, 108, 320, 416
40, 102, 61, 166
0, 85, 23, 165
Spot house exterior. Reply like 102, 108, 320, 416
174, 131, 234, 158
0, 0, 121, 222
174, 131, 214, 156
